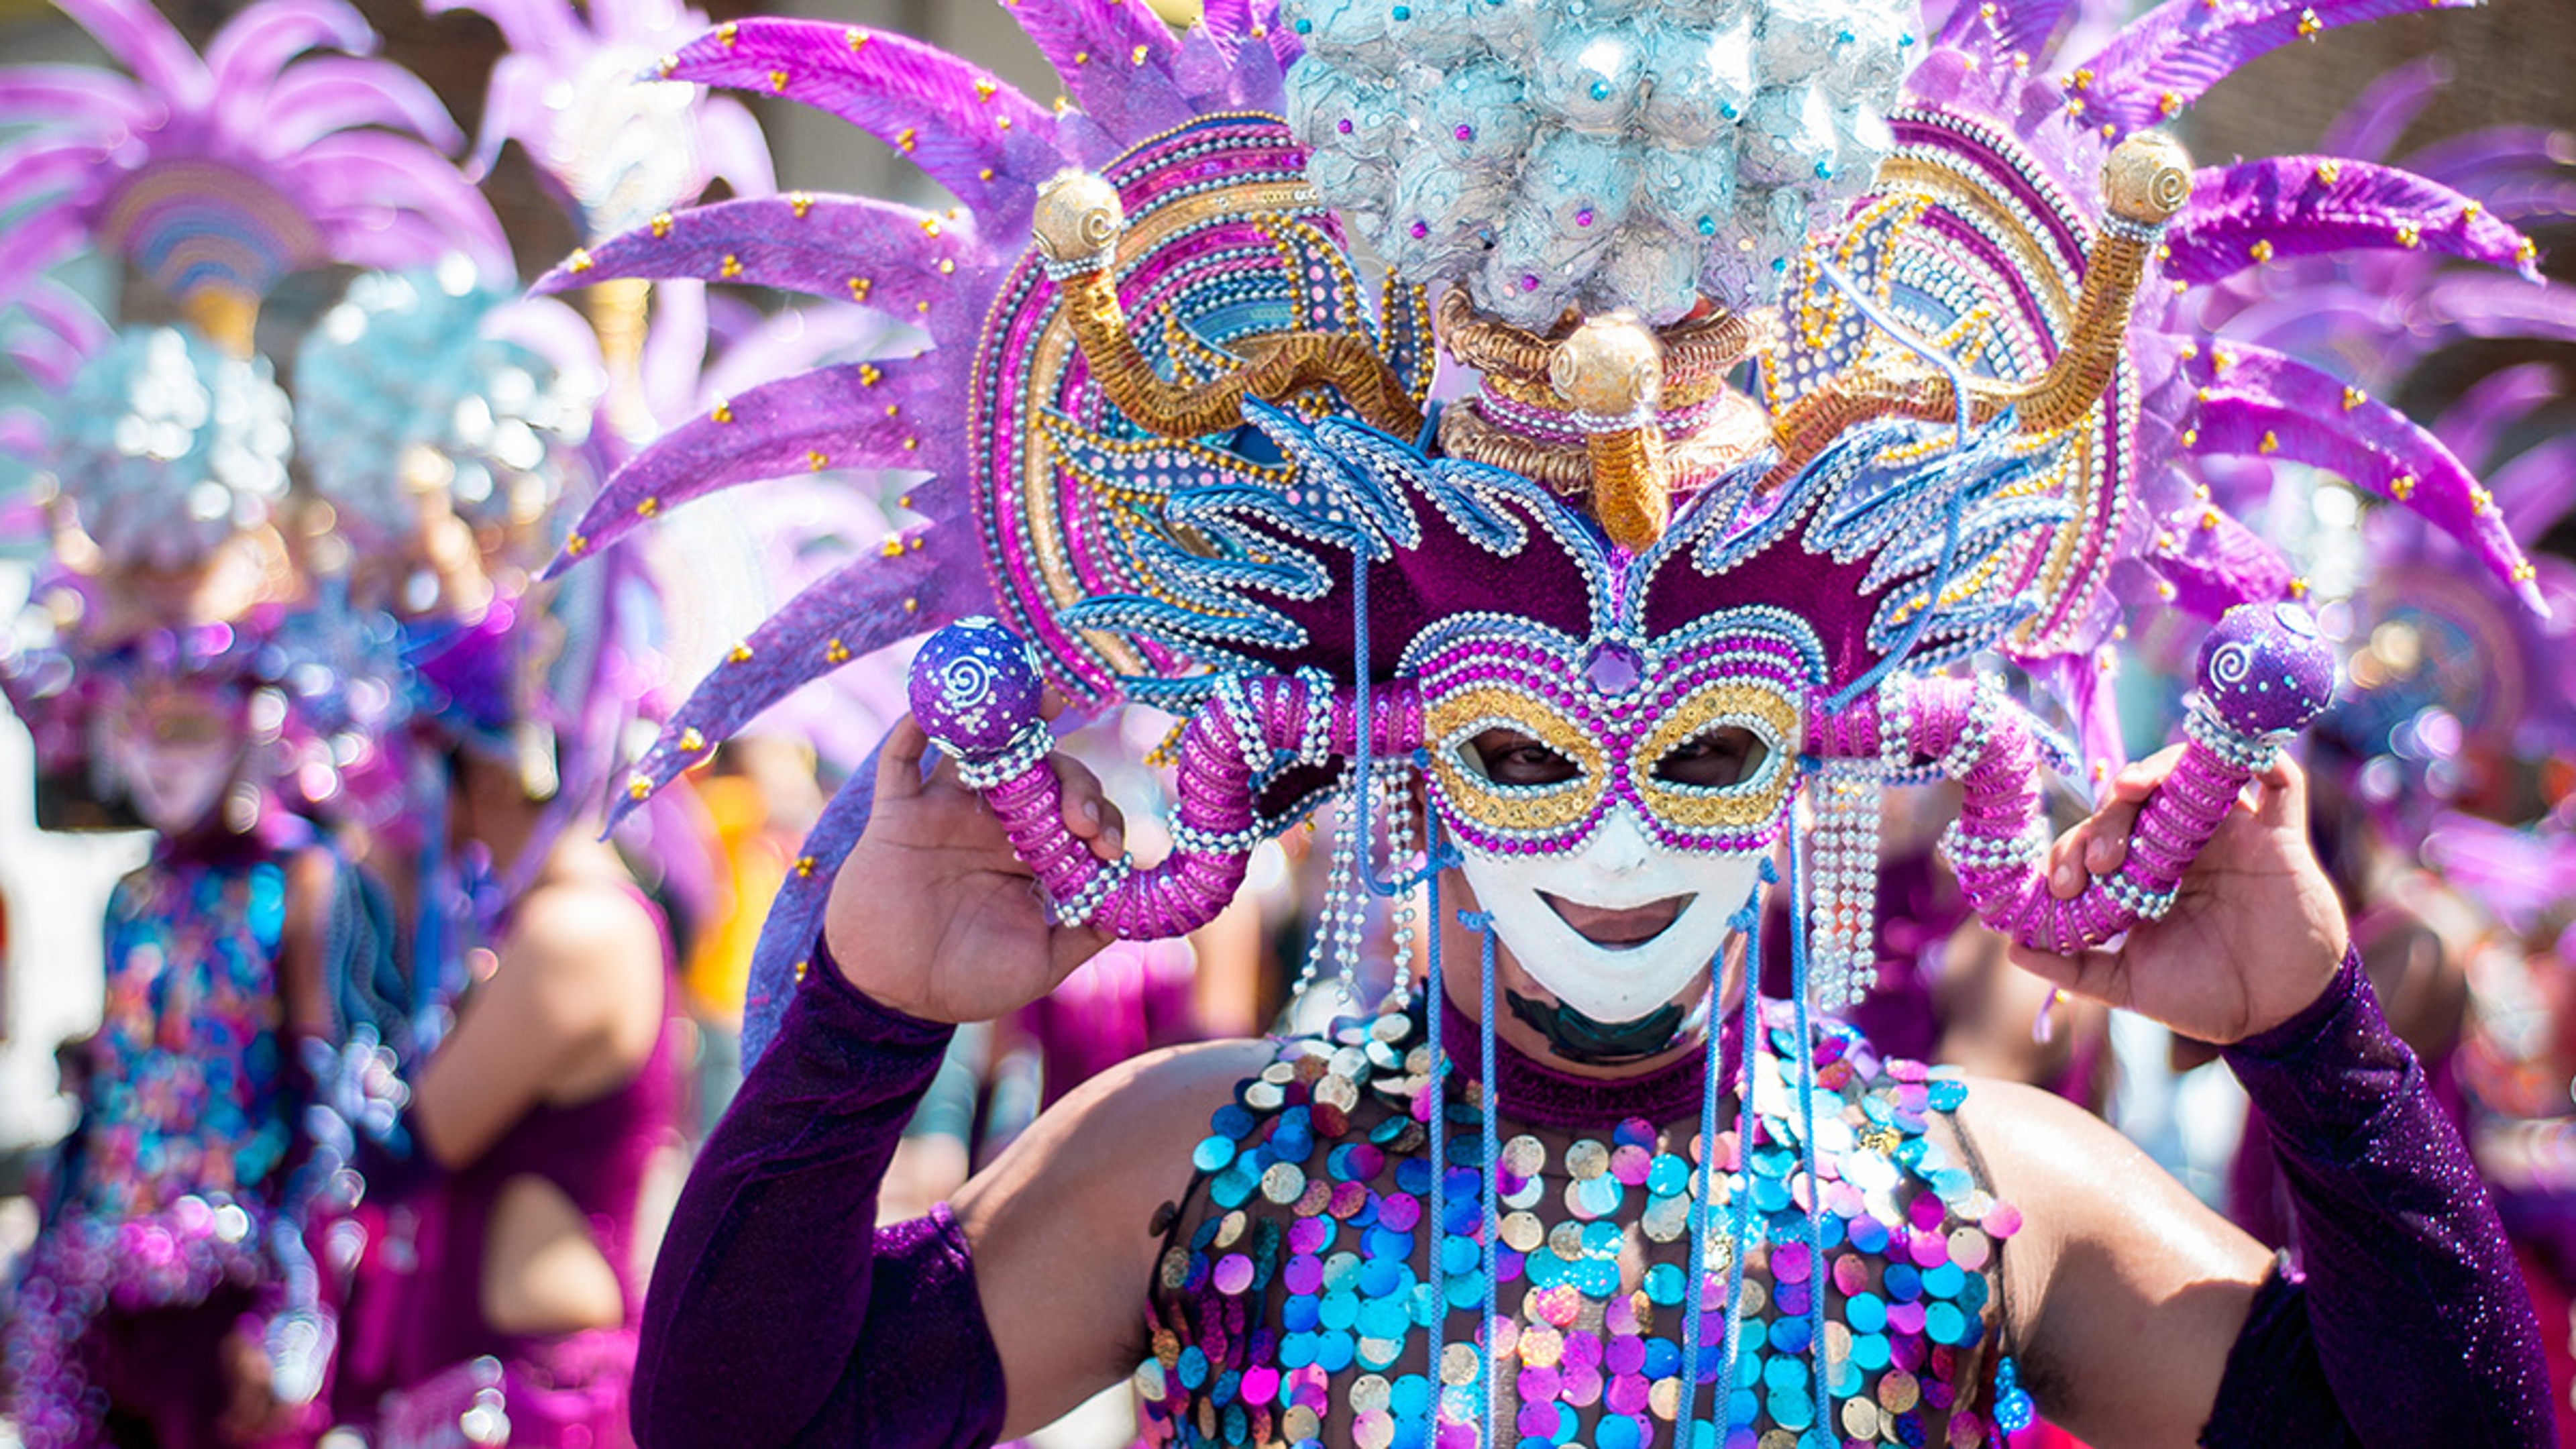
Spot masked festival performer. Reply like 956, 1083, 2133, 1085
0, 3, 498, 1444
550, 0, 2561, 1443
289, 0, 771, 1426
285, 254, 696, 1448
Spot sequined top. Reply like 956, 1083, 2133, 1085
72, 856, 296, 1224
1136, 994, 2023, 1449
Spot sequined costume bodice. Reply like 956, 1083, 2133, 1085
1138, 995, 2023, 1449
70, 856, 296, 1225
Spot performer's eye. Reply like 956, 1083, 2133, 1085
1465, 728, 1581, 787
1653, 727, 1766, 789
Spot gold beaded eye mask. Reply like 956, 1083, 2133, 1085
1409, 610, 1822, 858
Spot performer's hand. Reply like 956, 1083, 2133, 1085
2008, 747, 2349, 1044
822, 710, 1120, 1023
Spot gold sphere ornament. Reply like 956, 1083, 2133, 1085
1032, 170, 1126, 267
2102, 131, 2194, 226
1549, 315, 1664, 421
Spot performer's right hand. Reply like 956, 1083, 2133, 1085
821, 710, 1122, 1023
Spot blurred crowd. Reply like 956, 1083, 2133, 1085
0, 0, 2571, 1446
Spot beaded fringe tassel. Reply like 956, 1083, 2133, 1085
1807, 761, 1882, 1014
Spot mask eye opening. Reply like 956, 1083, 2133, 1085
1460, 726, 1585, 790
1648, 724, 1770, 792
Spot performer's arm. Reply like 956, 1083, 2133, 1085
1979, 751, 2549, 1448
2202, 946, 2548, 1446
633, 716, 1240, 1447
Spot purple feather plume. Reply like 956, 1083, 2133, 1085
2180, 344, 2544, 610
2165, 156, 2540, 285
659, 19, 1059, 225
1004, 0, 1194, 139
536, 195, 998, 337
2070, 0, 2477, 141
548, 357, 966, 571
612, 537, 986, 817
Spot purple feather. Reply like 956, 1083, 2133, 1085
15, 276, 112, 364
2182, 345, 2542, 610
2142, 504, 2296, 619
2402, 125, 2573, 194
2432, 363, 2559, 472
2486, 435, 2576, 540
2165, 156, 2539, 285
6, 329, 86, 395
548, 358, 964, 571
295, 132, 511, 270
206, 0, 376, 104
614, 538, 986, 810
2317, 56, 2447, 163
1199, 0, 1257, 48
2070, 0, 2477, 141
2416, 274, 2576, 347
260, 58, 466, 153
1004, 0, 1193, 139
536, 195, 996, 335
0, 65, 164, 129
1224, 22, 1289, 113
54, 0, 209, 109
0, 408, 44, 460
690, 95, 779, 205
0, 211, 86, 319
0, 138, 105, 221
1988, 0, 2077, 68
660, 19, 1055, 223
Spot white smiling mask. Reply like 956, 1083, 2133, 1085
1457, 804, 1766, 1025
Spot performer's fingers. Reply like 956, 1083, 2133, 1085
2081, 794, 2143, 876
875, 715, 930, 804
2008, 941, 2129, 1012
2250, 752, 2304, 827
1055, 754, 1125, 861
2046, 825, 2084, 899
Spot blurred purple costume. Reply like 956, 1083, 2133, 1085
339, 975, 687, 1448
631, 939, 2548, 1446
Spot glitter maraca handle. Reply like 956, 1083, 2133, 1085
1817, 604, 2337, 955
907, 621, 1420, 939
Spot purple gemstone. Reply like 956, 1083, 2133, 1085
1455, 124, 1475, 141
1575, 208, 1596, 227
1585, 641, 1642, 695
907, 616, 1045, 761
1337, 117, 1354, 134
2196, 602, 2337, 735
1410, 219, 1430, 239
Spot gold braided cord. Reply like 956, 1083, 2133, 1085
1586, 427, 1669, 555
1054, 266, 1423, 442
1433, 288, 1770, 391
1438, 395, 1773, 499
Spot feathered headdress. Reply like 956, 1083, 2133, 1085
547, 0, 2549, 1054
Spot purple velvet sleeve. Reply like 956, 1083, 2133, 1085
632, 939, 1008, 1448
2202, 948, 2551, 1447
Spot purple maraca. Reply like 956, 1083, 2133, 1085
2196, 602, 2339, 736
907, 616, 1049, 765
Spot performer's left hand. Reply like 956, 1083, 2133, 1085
2007, 747, 2349, 1044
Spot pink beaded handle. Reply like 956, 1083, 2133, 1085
906, 618, 1421, 938
1813, 602, 2338, 955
